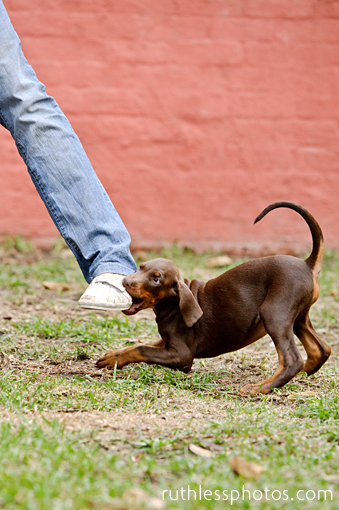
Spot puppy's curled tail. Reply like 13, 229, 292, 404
254, 201, 324, 271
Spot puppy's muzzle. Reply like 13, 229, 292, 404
122, 276, 144, 315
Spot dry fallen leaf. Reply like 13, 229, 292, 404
42, 281, 71, 291
321, 473, 339, 483
229, 456, 266, 479
189, 443, 215, 458
206, 255, 232, 268
287, 392, 317, 399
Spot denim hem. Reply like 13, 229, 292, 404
91, 263, 137, 281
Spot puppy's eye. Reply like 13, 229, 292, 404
152, 273, 161, 283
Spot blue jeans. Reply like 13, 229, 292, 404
0, 1, 136, 283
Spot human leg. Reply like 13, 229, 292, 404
0, 1, 137, 289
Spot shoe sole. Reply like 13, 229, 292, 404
78, 301, 131, 311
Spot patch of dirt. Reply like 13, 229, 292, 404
0, 404, 231, 437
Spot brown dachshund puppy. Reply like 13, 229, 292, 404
97, 202, 331, 394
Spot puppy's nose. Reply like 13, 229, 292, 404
123, 276, 133, 288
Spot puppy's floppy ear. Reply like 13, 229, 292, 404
177, 279, 203, 327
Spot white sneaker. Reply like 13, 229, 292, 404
78, 274, 132, 311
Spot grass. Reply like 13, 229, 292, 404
0, 238, 338, 509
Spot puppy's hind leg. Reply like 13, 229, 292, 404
294, 313, 331, 375
240, 301, 304, 395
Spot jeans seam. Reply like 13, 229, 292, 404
30, 171, 81, 254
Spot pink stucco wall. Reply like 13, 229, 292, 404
1, 0, 339, 253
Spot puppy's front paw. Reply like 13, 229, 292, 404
96, 350, 121, 369
239, 383, 271, 395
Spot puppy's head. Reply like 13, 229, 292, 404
122, 258, 203, 327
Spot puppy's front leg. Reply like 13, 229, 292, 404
96, 339, 193, 373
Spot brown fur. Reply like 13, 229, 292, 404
97, 202, 331, 394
